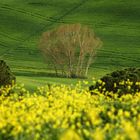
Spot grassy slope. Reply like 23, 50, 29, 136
0, 0, 140, 89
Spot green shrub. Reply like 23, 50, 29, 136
89, 68, 140, 96
0, 60, 16, 87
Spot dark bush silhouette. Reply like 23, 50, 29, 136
0, 60, 16, 87
89, 68, 140, 96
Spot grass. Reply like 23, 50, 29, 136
0, 0, 140, 89
17, 74, 82, 91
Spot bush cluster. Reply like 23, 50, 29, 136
0, 60, 16, 87
89, 68, 140, 96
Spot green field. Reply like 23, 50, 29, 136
0, 0, 140, 89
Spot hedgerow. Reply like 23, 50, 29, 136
89, 68, 140, 96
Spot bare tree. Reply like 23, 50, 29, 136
39, 24, 102, 78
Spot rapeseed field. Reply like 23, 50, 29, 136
0, 81, 140, 140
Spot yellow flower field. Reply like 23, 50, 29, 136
0, 82, 140, 140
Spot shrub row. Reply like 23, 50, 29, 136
89, 68, 140, 96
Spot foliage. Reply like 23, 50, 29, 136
0, 82, 140, 140
0, 60, 16, 87
89, 68, 140, 96
39, 24, 102, 78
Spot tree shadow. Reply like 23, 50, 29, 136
14, 71, 63, 78
14, 71, 87, 79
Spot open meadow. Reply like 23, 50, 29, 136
0, 0, 140, 89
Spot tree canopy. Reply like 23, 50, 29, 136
39, 24, 102, 78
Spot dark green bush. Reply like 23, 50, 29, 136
89, 68, 140, 96
0, 60, 16, 87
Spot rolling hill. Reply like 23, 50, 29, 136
0, 0, 140, 89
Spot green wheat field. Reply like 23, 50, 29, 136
0, 0, 140, 89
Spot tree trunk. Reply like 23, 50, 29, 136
85, 51, 95, 77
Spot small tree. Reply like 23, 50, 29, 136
39, 24, 102, 78
0, 60, 16, 87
